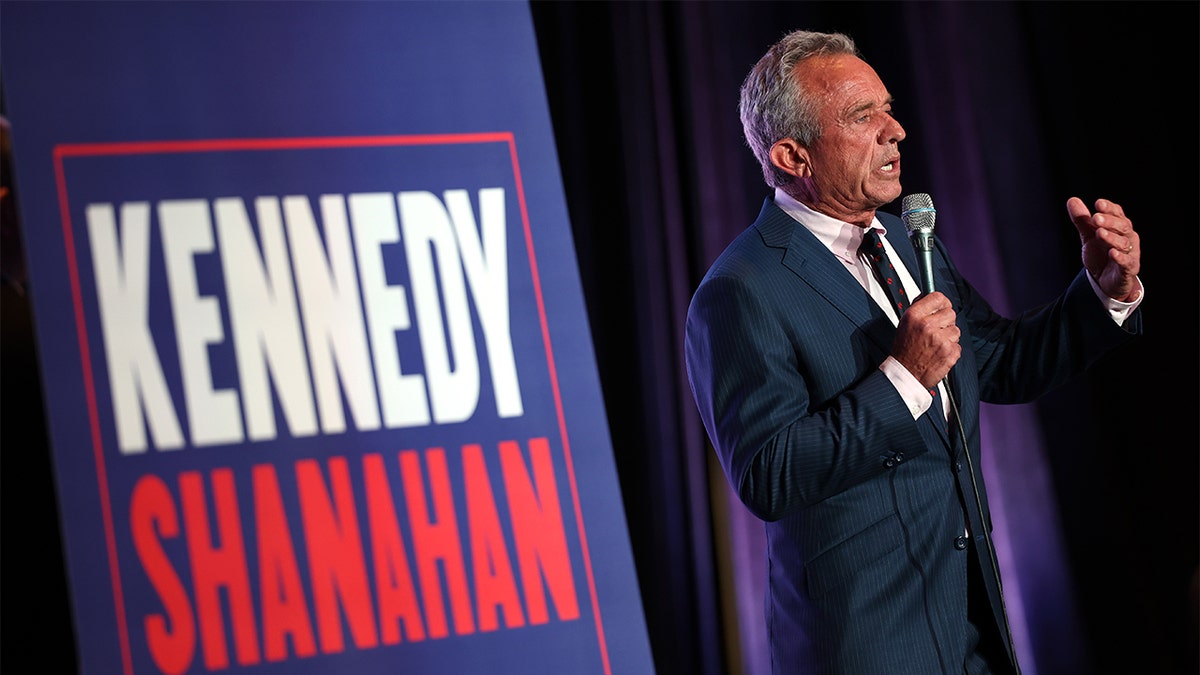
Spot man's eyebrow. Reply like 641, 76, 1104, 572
845, 96, 894, 117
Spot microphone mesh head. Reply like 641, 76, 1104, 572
901, 193, 936, 234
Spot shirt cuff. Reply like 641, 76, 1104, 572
1086, 272, 1144, 325
880, 356, 933, 420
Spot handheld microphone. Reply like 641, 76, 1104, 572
900, 193, 936, 294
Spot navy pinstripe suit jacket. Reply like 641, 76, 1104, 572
684, 198, 1140, 674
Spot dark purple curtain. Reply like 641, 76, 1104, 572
531, 2, 1197, 674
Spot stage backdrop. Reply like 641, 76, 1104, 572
0, 2, 654, 674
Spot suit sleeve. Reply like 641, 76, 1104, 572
685, 271, 930, 521
935, 239, 1142, 404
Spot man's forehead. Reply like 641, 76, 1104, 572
796, 55, 890, 111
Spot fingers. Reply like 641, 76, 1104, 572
1069, 196, 1139, 254
1071, 197, 1133, 234
908, 290, 952, 314
907, 294, 960, 342
1094, 207, 1133, 237
893, 293, 961, 387
1096, 225, 1139, 258
1093, 198, 1126, 219
1092, 200, 1138, 259
945, 323, 961, 345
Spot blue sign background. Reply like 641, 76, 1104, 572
2, 2, 653, 673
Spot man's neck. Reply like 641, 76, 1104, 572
782, 182, 878, 227
778, 185, 876, 228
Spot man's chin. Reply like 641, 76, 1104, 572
871, 185, 903, 208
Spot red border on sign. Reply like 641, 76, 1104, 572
52, 133, 610, 675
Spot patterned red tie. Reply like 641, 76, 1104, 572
859, 228, 910, 315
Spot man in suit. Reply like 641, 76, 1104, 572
684, 30, 1143, 674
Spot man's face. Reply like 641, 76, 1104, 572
793, 54, 905, 222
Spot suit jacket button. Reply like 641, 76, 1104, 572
954, 535, 968, 550
884, 457, 896, 468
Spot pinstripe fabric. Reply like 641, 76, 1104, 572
684, 198, 1141, 674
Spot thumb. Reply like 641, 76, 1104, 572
1066, 197, 1094, 239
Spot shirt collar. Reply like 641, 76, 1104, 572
773, 187, 886, 264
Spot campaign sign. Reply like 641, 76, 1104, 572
1, 3, 653, 674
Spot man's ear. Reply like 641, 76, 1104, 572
769, 138, 810, 178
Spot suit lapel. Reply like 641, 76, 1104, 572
755, 203, 896, 355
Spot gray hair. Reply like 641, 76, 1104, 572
738, 30, 861, 188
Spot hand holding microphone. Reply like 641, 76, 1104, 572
889, 193, 960, 389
